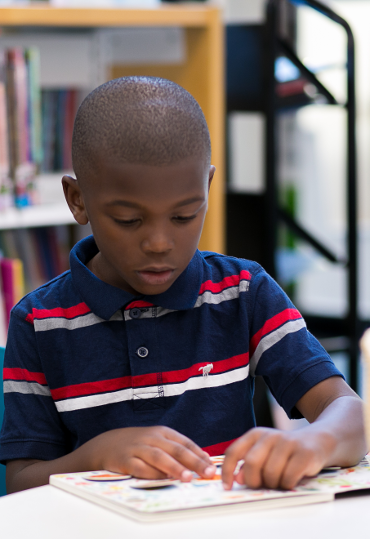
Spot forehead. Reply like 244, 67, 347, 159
82, 156, 209, 204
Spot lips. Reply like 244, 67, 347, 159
137, 268, 175, 286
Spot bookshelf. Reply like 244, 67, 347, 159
0, 4, 225, 253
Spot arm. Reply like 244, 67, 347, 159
222, 376, 366, 490
7, 425, 216, 493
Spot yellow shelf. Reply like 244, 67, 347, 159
0, 4, 215, 27
0, 4, 225, 253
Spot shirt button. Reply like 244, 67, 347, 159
131, 308, 142, 319
137, 347, 149, 358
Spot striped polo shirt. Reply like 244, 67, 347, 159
0, 235, 341, 462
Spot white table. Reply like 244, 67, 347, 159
0, 485, 369, 539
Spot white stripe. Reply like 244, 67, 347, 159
56, 387, 133, 412
55, 365, 249, 413
4, 380, 51, 397
164, 365, 249, 397
134, 391, 160, 400
249, 318, 306, 376
194, 280, 250, 308
34, 311, 123, 332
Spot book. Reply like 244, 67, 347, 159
0, 227, 70, 296
41, 89, 78, 173
0, 257, 25, 328
0, 51, 12, 210
49, 455, 370, 522
6, 48, 36, 207
25, 48, 43, 170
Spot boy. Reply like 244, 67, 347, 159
0, 77, 366, 494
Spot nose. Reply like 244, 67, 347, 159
141, 225, 174, 254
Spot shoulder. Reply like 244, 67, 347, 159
11, 270, 78, 321
199, 251, 266, 282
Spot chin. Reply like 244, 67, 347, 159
140, 283, 172, 296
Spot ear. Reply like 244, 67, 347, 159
208, 165, 216, 192
62, 175, 89, 225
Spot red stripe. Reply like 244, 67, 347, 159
202, 438, 237, 457
50, 353, 249, 401
26, 302, 91, 323
125, 300, 154, 311
249, 308, 302, 357
50, 375, 132, 401
199, 270, 251, 295
3, 367, 47, 385
134, 353, 249, 387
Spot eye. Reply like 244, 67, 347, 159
114, 218, 140, 227
173, 215, 197, 223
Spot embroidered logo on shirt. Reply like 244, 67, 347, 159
199, 364, 214, 377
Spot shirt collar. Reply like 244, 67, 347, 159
70, 235, 204, 320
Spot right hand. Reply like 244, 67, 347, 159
90, 426, 216, 482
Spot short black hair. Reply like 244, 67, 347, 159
72, 76, 211, 180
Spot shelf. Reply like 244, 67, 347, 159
0, 4, 216, 27
0, 203, 75, 230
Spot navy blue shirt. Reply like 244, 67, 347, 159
0, 235, 341, 462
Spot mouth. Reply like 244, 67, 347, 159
137, 268, 175, 286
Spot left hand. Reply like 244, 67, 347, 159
222, 426, 334, 490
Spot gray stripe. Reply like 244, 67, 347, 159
249, 319, 307, 376
124, 306, 174, 321
4, 380, 51, 397
194, 280, 250, 308
124, 281, 250, 321
34, 310, 123, 332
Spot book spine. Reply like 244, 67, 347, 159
25, 48, 43, 169
0, 50, 12, 210
0, 257, 24, 328
6, 48, 34, 207
41, 90, 58, 172
63, 89, 77, 170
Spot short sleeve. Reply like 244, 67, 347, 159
248, 268, 343, 419
0, 308, 69, 463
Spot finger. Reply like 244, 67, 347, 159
240, 433, 286, 489
125, 456, 169, 480
222, 429, 265, 489
162, 428, 213, 465
233, 430, 294, 489
279, 450, 322, 490
259, 437, 297, 489
135, 444, 212, 482
152, 438, 216, 479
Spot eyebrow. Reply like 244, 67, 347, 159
105, 200, 142, 209
174, 196, 206, 208
105, 196, 205, 209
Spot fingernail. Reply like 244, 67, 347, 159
204, 465, 216, 477
181, 470, 193, 482
223, 482, 231, 490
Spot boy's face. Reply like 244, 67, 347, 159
63, 156, 215, 296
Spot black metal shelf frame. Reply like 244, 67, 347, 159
265, 0, 359, 389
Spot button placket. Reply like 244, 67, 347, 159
124, 305, 163, 411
